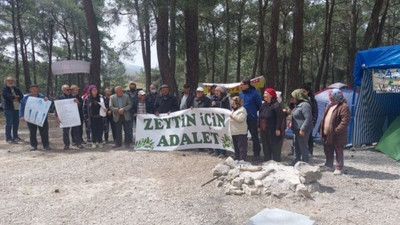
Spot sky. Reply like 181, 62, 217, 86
109, 16, 158, 69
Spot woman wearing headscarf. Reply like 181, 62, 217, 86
83, 85, 107, 148
259, 88, 285, 162
291, 89, 313, 164
320, 89, 350, 175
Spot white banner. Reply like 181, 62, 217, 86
52, 60, 90, 75
54, 99, 81, 128
372, 68, 400, 93
135, 108, 234, 151
24, 97, 52, 127
201, 76, 264, 94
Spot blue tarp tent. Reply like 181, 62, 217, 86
351, 44, 400, 146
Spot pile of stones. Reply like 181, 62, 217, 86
212, 157, 323, 198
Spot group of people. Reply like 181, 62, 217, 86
2, 76, 350, 175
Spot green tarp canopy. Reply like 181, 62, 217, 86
376, 115, 400, 161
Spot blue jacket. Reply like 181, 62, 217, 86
240, 87, 262, 121
19, 93, 46, 118
2, 86, 23, 110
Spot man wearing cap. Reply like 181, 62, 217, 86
2, 76, 24, 144
19, 84, 51, 151
179, 84, 195, 110
145, 84, 158, 114
240, 78, 262, 158
154, 84, 179, 115
133, 90, 149, 116
192, 87, 211, 108
56, 84, 83, 150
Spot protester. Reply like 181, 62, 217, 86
83, 85, 106, 148
2, 77, 24, 144
320, 89, 350, 175
239, 78, 262, 158
211, 86, 230, 157
259, 88, 285, 162
103, 87, 116, 143
71, 85, 85, 146
230, 96, 248, 161
133, 90, 149, 116
208, 84, 218, 102
146, 84, 158, 114
154, 84, 179, 115
302, 83, 318, 157
56, 85, 83, 150
192, 87, 211, 108
82, 85, 91, 142
19, 84, 51, 151
179, 84, 195, 110
290, 89, 313, 165
126, 81, 138, 139
110, 86, 132, 148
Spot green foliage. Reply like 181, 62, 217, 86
135, 137, 155, 150
221, 134, 233, 149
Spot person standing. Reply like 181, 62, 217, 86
154, 84, 179, 115
211, 86, 231, 157
103, 87, 116, 143
19, 84, 51, 151
230, 96, 248, 161
126, 81, 138, 140
290, 89, 313, 164
133, 90, 148, 116
259, 88, 285, 162
320, 89, 350, 175
2, 77, 24, 143
179, 84, 195, 110
239, 78, 262, 158
71, 85, 85, 146
146, 84, 158, 114
110, 86, 132, 148
192, 87, 211, 108
83, 85, 106, 148
56, 85, 83, 150
302, 84, 318, 157
82, 85, 91, 142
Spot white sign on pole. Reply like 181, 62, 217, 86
52, 60, 90, 75
54, 99, 81, 128
24, 97, 52, 127
135, 108, 234, 151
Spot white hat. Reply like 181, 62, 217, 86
196, 87, 204, 92
138, 90, 146, 95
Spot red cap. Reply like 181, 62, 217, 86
264, 88, 277, 99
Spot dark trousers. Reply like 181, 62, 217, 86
90, 117, 103, 144
308, 132, 314, 155
104, 115, 116, 142
5, 109, 20, 141
260, 131, 283, 162
85, 119, 91, 141
71, 121, 84, 145
324, 143, 344, 170
247, 120, 261, 156
63, 126, 80, 147
27, 120, 49, 148
115, 116, 131, 146
232, 134, 248, 160
293, 129, 312, 163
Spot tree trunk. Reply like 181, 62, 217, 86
287, 0, 304, 93
211, 23, 216, 83
184, 0, 200, 90
235, 0, 245, 82
47, 22, 54, 97
314, 0, 335, 91
82, 0, 101, 88
155, 0, 177, 94
252, 41, 259, 78
30, 32, 37, 84
372, 0, 389, 47
361, 0, 384, 49
223, 0, 230, 83
9, 0, 19, 86
169, 0, 177, 95
346, 0, 357, 87
266, 0, 280, 88
16, 0, 31, 92
257, 0, 268, 77
144, 1, 151, 90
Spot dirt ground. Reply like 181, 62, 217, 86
0, 113, 399, 225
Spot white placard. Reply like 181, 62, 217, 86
135, 108, 234, 151
99, 98, 106, 117
54, 99, 81, 128
24, 97, 52, 127
52, 60, 90, 75
372, 68, 400, 93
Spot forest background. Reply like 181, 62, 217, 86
0, 0, 399, 102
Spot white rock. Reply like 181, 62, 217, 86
232, 177, 244, 188
295, 162, 322, 184
307, 182, 321, 193
223, 157, 237, 169
242, 184, 260, 196
227, 168, 240, 181
215, 181, 224, 187
243, 175, 254, 185
254, 180, 263, 188
212, 163, 231, 176
296, 183, 311, 197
